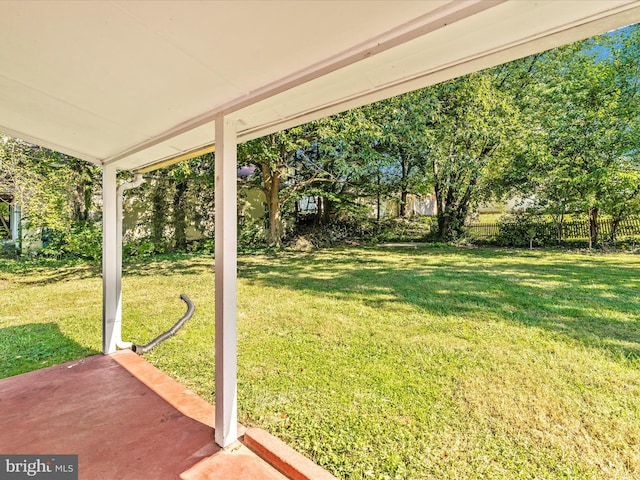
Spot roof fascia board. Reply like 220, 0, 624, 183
135, 143, 216, 174
207, 0, 503, 118
0, 125, 101, 165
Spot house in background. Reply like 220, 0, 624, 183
0, 189, 43, 256
1, 189, 19, 256
474, 196, 538, 218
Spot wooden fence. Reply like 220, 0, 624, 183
464, 223, 501, 239
465, 216, 640, 241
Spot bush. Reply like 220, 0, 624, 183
287, 216, 436, 248
288, 220, 362, 248
65, 223, 103, 260
186, 238, 214, 254
0, 241, 18, 258
41, 223, 102, 261
371, 217, 435, 243
494, 213, 556, 248
238, 216, 267, 248
123, 238, 158, 258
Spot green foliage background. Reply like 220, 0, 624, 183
0, 25, 638, 255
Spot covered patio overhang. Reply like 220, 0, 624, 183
1, 0, 639, 475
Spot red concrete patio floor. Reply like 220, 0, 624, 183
0, 350, 336, 480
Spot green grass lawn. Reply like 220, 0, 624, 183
1, 247, 639, 479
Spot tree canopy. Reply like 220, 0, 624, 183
1, 24, 638, 255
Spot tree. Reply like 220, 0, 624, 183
305, 106, 383, 224
0, 136, 101, 253
166, 160, 210, 252
601, 159, 640, 241
601, 25, 640, 241
505, 24, 640, 247
0, 201, 9, 240
238, 126, 326, 246
148, 175, 170, 251
0, 136, 108, 259
371, 90, 435, 218
426, 72, 523, 240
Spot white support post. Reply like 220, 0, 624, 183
102, 164, 121, 354
214, 115, 238, 447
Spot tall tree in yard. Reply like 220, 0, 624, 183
373, 90, 435, 218
130, 156, 215, 253
308, 106, 383, 223
243, 108, 384, 242
426, 72, 523, 240
238, 126, 320, 247
166, 161, 207, 252
149, 176, 169, 251
599, 25, 640, 242
506, 25, 640, 246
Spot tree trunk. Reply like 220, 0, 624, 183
434, 182, 447, 240
0, 211, 9, 239
70, 162, 95, 223
260, 161, 283, 247
438, 214, 449, 240
588, 206, 599, 249
399, 189, 407, 218
610, 217, 620, 243
557, 211, 565, 245
376, 172, 381, 223
321, 197, 334, 223
437, 186, 458, 240
82, 182, 92, 222
315, 197, 323, 224
267, 189, 282, 247
399, 153, 409, 218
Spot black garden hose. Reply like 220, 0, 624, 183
131, 294, 195, 355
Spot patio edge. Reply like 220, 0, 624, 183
243, 427, 338, 480
110, 350, 220, 430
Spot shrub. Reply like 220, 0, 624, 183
41, 223, 102, 261
238, 216, 267, 248
494, 213, 556, 248
123, 238, 157, 258
0, 241, 18, 258
370, 217, 435, 243
288, 219, 364, 248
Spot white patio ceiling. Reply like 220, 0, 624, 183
1, 0, 639, 173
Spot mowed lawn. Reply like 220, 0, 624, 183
1, 247, 639, 479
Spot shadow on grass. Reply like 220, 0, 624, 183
0, 323, 99, 379
0, 253, 213, 285
0, 257, 100, 286
123, 254, 213, 277
239, 246, 640, 360
17, 266, 100, 286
